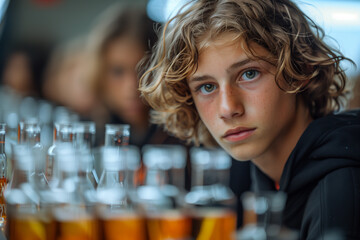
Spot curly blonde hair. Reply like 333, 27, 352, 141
139, 0, 353, 147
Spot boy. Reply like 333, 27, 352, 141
140, 0, 360, 238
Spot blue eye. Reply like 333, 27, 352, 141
199, 84, 216, 94
242, 70, 259, 81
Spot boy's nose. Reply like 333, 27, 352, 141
219, 86, 243, 120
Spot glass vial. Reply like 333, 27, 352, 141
74, 122, 98, 187
0, 123, 7, 231
139, 144, 191, 240
186, 147, 237, 240
46, 122, 73, 188
97, 145, 145, 240
51, 143, 98, 240
5, 145, 53, 240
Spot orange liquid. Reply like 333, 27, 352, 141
7, 213, 54, 240
242, 209, 257, 227
99, 212, 147, 240
0, 177, 7, 222
146, 210, 191, 240
191, 209, 237, 240
53, 208, 98, 240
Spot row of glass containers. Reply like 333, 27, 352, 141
1, 120, 237, 240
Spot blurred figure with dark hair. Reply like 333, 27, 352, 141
87, 3, 172, 147
1, 43, 49, 97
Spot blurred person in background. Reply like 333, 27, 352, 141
87, 4, 179, 147
42, 37, 104, 121
1, 43, 49, 98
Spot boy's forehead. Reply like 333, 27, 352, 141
197, 32, 244, 52
197, 34, 272, 62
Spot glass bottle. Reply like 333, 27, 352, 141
73, 121, 96, 150
46, 122, 73, 188
51, 143, 98, 240
5, 145, 53, 240
186, 147, 237, 240
237, 191, 292, 240
38, 100, 53, 149
97, 145, 146, 240
77, 148, 97, 205
139, 144, 191, 240
0, 123, 7, 231
104, 124, 130, 147
97, 146, 128, 208
74, 121, 98, 187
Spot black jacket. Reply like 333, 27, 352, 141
251, 109, 360, 239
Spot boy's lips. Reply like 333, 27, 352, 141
223, 127, 256, 142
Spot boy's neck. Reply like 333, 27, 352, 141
252, 98, 313, 184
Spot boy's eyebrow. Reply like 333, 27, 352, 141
188, 75, 215, 83
226, 58, 252, 74
189, 58, 253, 83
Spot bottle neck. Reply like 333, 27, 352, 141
191, 166, 217, 188
54, 123, 73, 144
168, 168, 184, 190
0, 134, 4, 154
24, 130, 41, 146
216, 169, 230, 186
0, 134, 6, 178
56, 131, 73, 143
145, 168, 167, 187
74, 131, 95, 150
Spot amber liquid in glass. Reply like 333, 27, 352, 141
146, 210, 191, 240
7, 212, 54, 240
0, 177, 7, 225
53, 208, 98, 240
99, 211, 147, 240
191, 208, 237, 240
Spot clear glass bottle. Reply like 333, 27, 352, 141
186, 147, 237, 240
97, 146, 128, 208
74, 121, 98, 188
139, 144, 191, 240
5, 145, 53, 240
73, 121, 96, 150
237, 191, 292, 240
0, 123, 7, 231
97, 145, 145, 240
77, 148, 97, 205
104, 124, 130, 147
51, 143, 98, 240
46, 122, 73, 188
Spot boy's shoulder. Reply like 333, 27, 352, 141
301, 108, 360, 148
312, 108, 360, 130
301, 166, 360, 239
282, 109, 360, 192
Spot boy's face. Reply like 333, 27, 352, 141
188, 36, 303, 162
